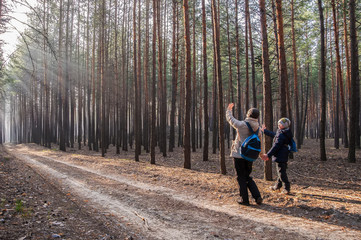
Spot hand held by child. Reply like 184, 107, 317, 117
261, 124, 266, 132
261, 154, 269, 161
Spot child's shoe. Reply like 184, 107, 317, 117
282, 189, 290, 195
270, 186, 280, 191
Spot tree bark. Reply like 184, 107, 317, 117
134, 0, 140, 161
291, 0, 300, 145
275, 0, 288, 118
157, 0, 166, 157
64, 0, 71, 148
100, 0, 106, 157
136, 0, 143, 158
43, 0, 50, 148
77, 0, 82, 150
318, 0, 327, 161
183, 0, 192, 169
58, 0, 66, 151
343, 0, 351, 99
191, 0, 196, 153
259, 0, 273, 180
211, 0, 226, 175
202, 0, 209, 162
122, 0, 129, 151
234, 0, 242, 120
91, 2, 98, 151
225, 0, 233, 148
143, 0, 150, 153
114, 0, 120, 153
169, 0, 178, 152
246, 1, 256, 108
151, 0, 157, 164
348, 0, 359, 162
244, 0, 250, 111
331, 0, 348, 148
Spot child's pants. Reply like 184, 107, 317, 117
275, 162, 290, 191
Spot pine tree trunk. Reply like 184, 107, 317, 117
275, 0, 288, 117
318, 0, 327, 161
122, 1, 129, 151
91, 3, 97, 151
77, 0, 82, 150
291, 0, 300, 144
43, 0, 50, 148
151, 0, 157, 164
271, 0, 280, 83
211, 0, 226, 175
134, 0, 141, 161
235, 0, 242, 120
328, 15, 339, 149
86, 0, 92, 150
225, 0, 233, 148
114, 0, 120, 153
64, 0, 71, 148
163, 2, 169, 152
133, 0, 138, 160
144, 0, 150, 153
157, 0, 166, 157
100, 0, 106, 157
348, 0, 359, 162
211, 5, 217, 155
331, 0, 348, 148
343, 0, 351, 99
259, 0, 273, 181
58, 0, 66, 151
300, 48, 311, 145
244, 0, 250, 111
183, 0, 192, 169
212, 66, 217, 154
178, 43, 185, 147
246, 1, 256, 108
169, 0, 178, 152
137, 0, 142, 155
69, 2, 75, 149
202, 0, 209, 162
191, 0, 196, 153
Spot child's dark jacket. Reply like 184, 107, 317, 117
264, 128, 293, 163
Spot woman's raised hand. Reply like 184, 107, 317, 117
227, 103, 234, 111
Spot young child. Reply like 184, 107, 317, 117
261, 118, 293, 194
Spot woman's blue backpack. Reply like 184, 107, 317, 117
241, 122, 261, 162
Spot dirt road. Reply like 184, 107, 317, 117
4, 143, 361, 239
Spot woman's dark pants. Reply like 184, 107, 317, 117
234, 158, 261, 204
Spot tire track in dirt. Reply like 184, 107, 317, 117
11, 154, 199, 239
7, 150, 295, 239
5, 144, 361, 240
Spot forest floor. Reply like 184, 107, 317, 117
1, 139, 361, 239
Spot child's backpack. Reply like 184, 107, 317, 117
287, 136, 297, 159
241, 122, 261, 162
288, 139, 298, 153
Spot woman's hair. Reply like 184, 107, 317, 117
246, 108, 260, 119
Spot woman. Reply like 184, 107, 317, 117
226, 103, 263, 206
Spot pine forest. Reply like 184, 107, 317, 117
0, 0, 361, 238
